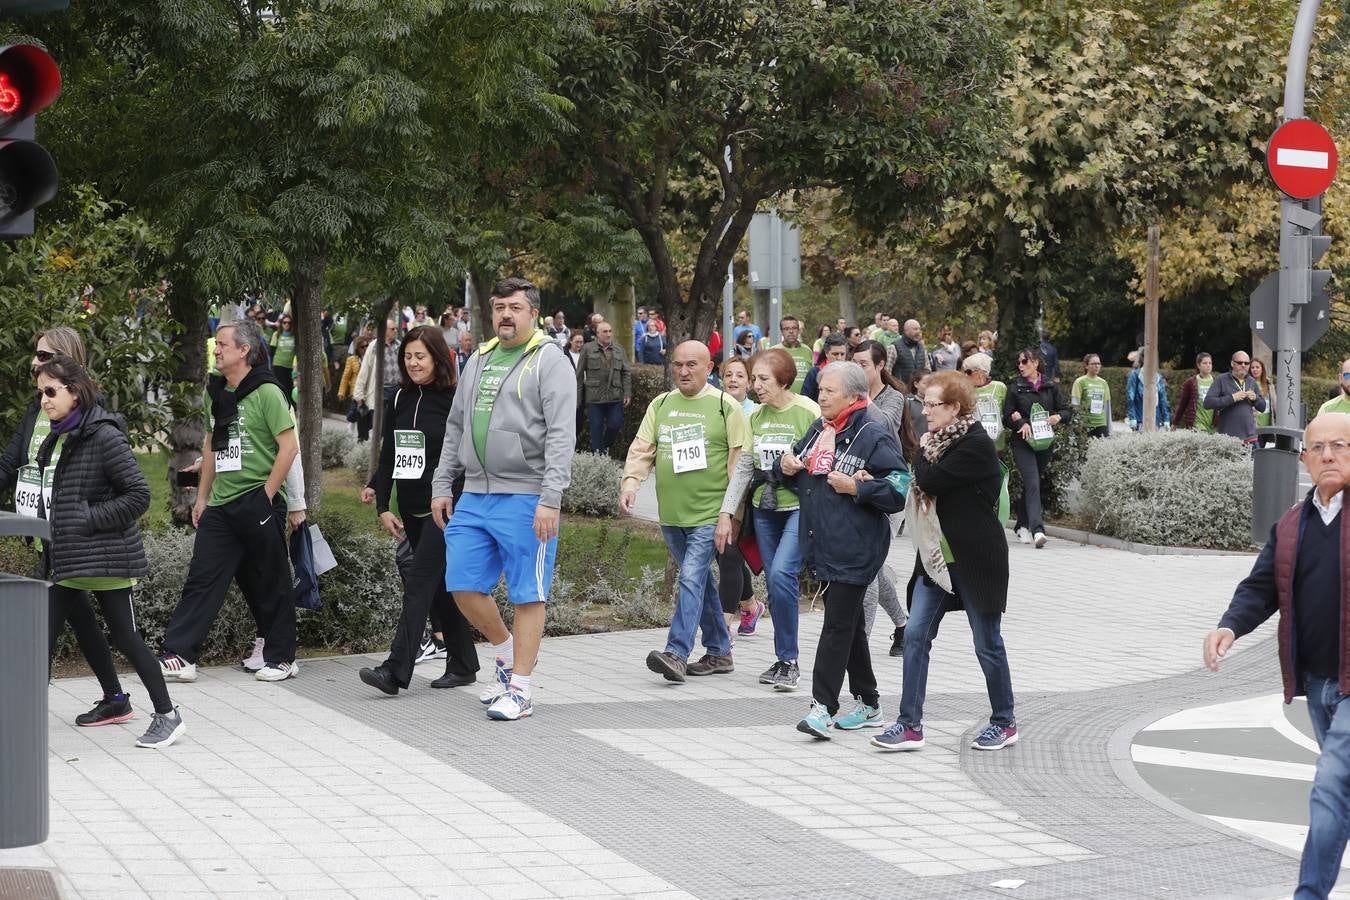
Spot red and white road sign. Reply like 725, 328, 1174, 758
1267, 118, 1338, 200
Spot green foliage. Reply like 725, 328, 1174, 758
1005, 416, 1095, 520
0, 186, 177, 448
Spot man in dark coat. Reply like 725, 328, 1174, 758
1203, 350, 1267, 444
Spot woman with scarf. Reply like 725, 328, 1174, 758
715, 357, 764, 639
1003, 347, 1071, 549
36, 356, 185, 748
872, 370, 1016, 753
776, 361, 907, 740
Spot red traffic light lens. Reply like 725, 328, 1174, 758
0, 44, 58, 128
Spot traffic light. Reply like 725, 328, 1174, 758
0, 44, 59, 237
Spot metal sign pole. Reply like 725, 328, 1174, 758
722, 146, 734, 357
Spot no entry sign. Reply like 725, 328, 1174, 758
1267, 118, 1338, 199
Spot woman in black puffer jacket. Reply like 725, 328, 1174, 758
358, 325, 478, 695
35, 356, 184, 749
1002, 348, 1071, 549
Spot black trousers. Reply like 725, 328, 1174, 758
50, 585, 173, 714
717, 543, 754, 614
164, 487, 296, 665
384, 513, 479, 688
1011, 439, 1053, 534
811, 580, 878, 715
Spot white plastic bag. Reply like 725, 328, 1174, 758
904, 487, 953, 593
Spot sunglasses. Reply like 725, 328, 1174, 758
39, 385, 68, 399
921, 399, 949, 409
34, 349, 56, 362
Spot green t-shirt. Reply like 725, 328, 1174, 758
876, 331, 898, 347
472, 342, 529, 466
975, 381, 1008, 452
205, 382, 295, 507
330, 316, 348, 345
749, 395, 820, 510
272, 331, 296, 369
637, 384, 751, 527
26, 409, 50, 465
1319, 394, 1350, 416
771, 343, 815, 394
1194, 376, 1216, 432
1071, 375, 1110, 428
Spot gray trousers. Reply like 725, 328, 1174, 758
862, 563, 906, 635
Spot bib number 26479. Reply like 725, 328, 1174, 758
393, 430, 426, 480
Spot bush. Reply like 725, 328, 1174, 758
320, 420, 357, 469
1005, 416, 1094, 519
344, 440, 372, 478
563, 452, 622, 518
1079, 430, 1254, 549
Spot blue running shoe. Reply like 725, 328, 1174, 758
796, 702, 833, 740
971, 723, 1018, 750
832, 696, 883, 730
480, 657, 512, 705
871, 722, 924, 751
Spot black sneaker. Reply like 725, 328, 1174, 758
359, 666, 400, 695
889, 626, 905, 658
758, 661, 784, 685
76, 693, 134, 727
772, 661, 801, 692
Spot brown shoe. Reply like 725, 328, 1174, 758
646, 650, 687, 683
686, 653, 734, 676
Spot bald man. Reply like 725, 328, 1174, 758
891, 318, 930, 389
1205, 413, 1350, 897
621, 340, 752, 682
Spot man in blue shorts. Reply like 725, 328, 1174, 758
431, 277, 577, 720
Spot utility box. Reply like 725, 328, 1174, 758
1252, 426, 1303, 545
0, 510, 50, 849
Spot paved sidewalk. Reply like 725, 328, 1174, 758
3, 515, 1341, 899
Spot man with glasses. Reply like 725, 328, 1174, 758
1204, 413, 1350, 898
1318, 358, 1350, 416
1204, 351, 1267, 445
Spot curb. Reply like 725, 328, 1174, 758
1007, 524, 1258, 558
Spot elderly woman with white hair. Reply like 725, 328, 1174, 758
776, 361, 909, 740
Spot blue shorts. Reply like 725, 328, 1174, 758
444, 492, 557, 605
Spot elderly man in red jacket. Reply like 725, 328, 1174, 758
1205, 412, 1350, 899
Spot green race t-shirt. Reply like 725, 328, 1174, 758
330, 316, 348, 345
1319, 394, 1350, 416
1071, 375, 1110, 428
975, 381, 1008, 452
204, 382, 295, 507
749, 395, 820, 510
472, 342, 529, 466
637, 384, 751, 527
1194, 376, 1216, 432
26, 409, 50, 465
272, 332, 296, 369
771, 343, 815, 394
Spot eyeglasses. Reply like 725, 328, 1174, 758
1306, 440, 1350, 455
34, 349, 55, 362
921, 399, 948, 409
1232, 359, 1250, 366
39, 385, 69, 399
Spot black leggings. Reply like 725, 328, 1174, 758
717, 543, 754, 614
49, 585, 173, 714
384, 513, 479, 687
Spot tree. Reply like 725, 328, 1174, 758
556, 0, 1008, 344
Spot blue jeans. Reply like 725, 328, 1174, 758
1297, 674, 1350, 899
752, 507, 802, 663
899, 574, 1015, 730
660, 525, 731, 659
587, 401, 624, 455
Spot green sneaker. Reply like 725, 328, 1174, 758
832, 696, 883, 730
796, 701, 833, 740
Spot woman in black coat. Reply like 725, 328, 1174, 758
358, 325, 478, 695
1002, 347, 1071, 548
35, 356, 185, 749
871, 370, 1017, 754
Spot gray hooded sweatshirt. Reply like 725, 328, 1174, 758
431, 330, 577, 508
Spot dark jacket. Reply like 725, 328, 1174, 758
1174, 375, 1202, 429
35, 405, 149, 582
576, 340, 632, 405
1040, 339, 1062, 382
1003, 375, 1072, 440
638, 332, 666, 365
775, 406, 907, 585
0, 397, 41, 496
802, 362, 824, 402
912, 426, 1009, 614
891, 336, 931, 387
1219, 490, 1350, 703
375, 384, 456, 517
1204, 371, 1267, 442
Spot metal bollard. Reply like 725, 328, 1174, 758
0, 511, 50, 849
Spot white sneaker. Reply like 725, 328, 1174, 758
255, 661, 299, 682
242, 637, 265, 672
486, 690, 533, 721
1016, 527, 1032, 544
479, 657, 512, 705
1034, 531, 1047, 549
159, 654, 198, 683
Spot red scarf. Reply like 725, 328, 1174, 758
806, 397, 870, 475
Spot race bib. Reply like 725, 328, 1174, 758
1089, 389, 1104, 415
670, 424, 708, 474
41, 466, 55, 513
15, 465, 40, 518
977, 398, 1002, 440
1030, 410, 1053, 442
756, 432, 792, 470
1197, 386, 1211, 404
215, 425, 242, 473
393, 429, 426, 480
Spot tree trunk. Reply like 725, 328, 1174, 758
367, 295, 397, 485
166, 272, 209, 527
292, 249, 330, 513
837, 277, 858, 327
994, 286, 1039, 380
470, 270, 495, 341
